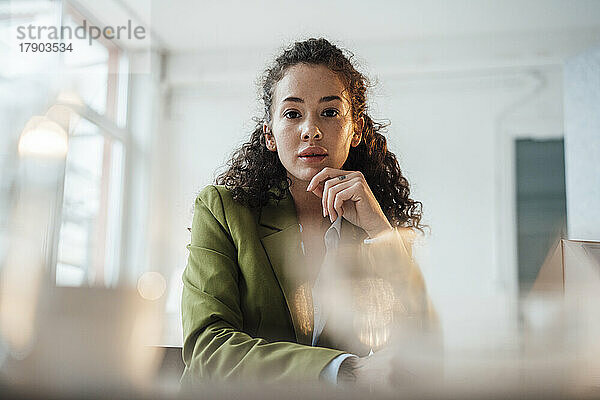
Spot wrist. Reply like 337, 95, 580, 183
337, 356, 358, 383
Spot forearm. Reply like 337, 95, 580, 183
182, 320, 345, 385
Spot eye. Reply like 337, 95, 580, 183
284, 110, 301, 119
322, 109, 339, 117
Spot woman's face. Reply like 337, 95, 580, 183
264, 64, 362, 184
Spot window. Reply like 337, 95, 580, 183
55, 4, 128, 287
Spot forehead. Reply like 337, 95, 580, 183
272, 64, 349, 104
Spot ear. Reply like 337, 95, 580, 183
263, 123, 277, 151
350, 117, 364, 147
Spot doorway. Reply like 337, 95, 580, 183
515, 139, 567, 292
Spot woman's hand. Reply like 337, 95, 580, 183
306, 167, 393, 238
338, 351, 406, 389
340, 347, 443, 391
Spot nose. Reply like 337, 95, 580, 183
300, 118, 322, 141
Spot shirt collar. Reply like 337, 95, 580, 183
324, 215, 343, 251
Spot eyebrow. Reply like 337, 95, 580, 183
281, 95, 343, 104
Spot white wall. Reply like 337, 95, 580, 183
376, 70, 561, 297
564, 45, 600, 241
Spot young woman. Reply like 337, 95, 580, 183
181, 38, 435, 387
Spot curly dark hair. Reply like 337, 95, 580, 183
215, 38, 423, 231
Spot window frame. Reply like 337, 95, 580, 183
53, 2, 129, 287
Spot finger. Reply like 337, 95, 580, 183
322, 174, 353, 218
321, 173, 361, 218
306, 167, 345, 192
332, 182, 361, 222
309, 174, 327, 200
327, 178, 360, 222
322, 177, 334, 218
322, 176, 337, 218
310, 186, 324, 199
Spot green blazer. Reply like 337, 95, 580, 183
181, 184, 432, 384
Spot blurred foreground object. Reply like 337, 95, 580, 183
1, 114, 70, 358
1, 285, 164, 393
0, 112, 164, 395
532, 239, 600, 294
314, 227, 440, 358
317, 233, 600, 397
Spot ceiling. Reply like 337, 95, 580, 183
115, 0, 600, 53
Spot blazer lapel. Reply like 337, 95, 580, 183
259, 190, 313, 345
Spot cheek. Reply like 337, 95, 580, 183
273, 130, 297, 158
327, 120, 354, 147
326, 117, 354, 135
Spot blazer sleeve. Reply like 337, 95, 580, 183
181, 185, 345, 385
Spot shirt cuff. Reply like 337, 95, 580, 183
319, 353, 358, 385
363, 227, 397, 244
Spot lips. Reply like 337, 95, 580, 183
298, 147, 328, 157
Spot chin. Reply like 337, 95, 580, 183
286, 160, 339, 183
287, 169, 320, 183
